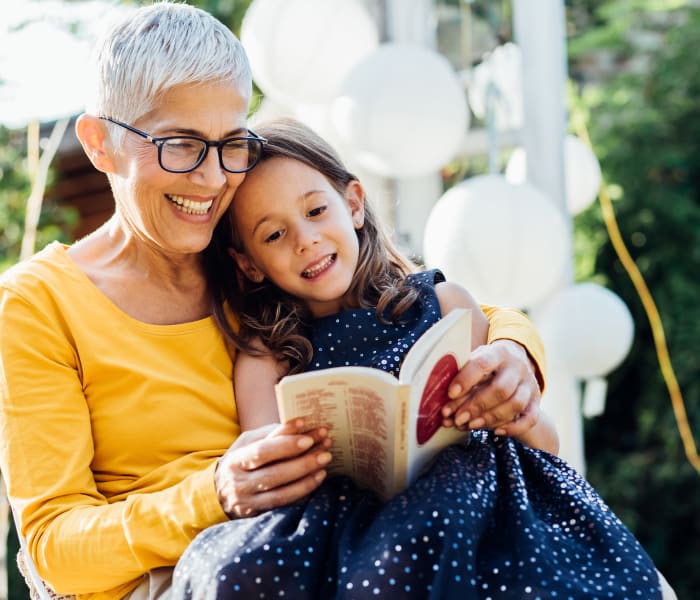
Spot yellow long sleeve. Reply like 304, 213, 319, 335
481, 304, 546, 391
0, 243, 237, 597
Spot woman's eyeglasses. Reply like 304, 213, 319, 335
100, 116, 267, 174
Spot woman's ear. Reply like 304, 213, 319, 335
75, 114, 116, 174
227, 247, 265, 283
345, 180, 366, 229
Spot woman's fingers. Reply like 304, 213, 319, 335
463, 369, 533, 429
215, 424, 332, 518
442, 339, 542, 438
493, 395, 539, 437
233, 470, 329, 517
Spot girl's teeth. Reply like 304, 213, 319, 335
167, 195, 213, 215
303, 255, 334, 278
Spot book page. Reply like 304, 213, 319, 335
276, 367, 402, 500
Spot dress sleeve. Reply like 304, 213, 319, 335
481, 304, 547, 391
0, 287, 229, 595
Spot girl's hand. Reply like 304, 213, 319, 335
215, 419, 332, 518
441, 339, 541, 438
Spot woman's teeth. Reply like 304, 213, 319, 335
302, 255, 335, 278
167, 195, 213, 215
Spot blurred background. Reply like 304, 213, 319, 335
1, 0, 698, 597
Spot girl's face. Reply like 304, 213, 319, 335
230, 157, 365, 318
108, 80, 250, 257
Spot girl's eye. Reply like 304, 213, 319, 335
264, 230, 283, 244
307, 205, 327, 218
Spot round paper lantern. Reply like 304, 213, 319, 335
241, 0, 378, 107
423, 174, 569, 308
467, 42, 523, 131
331, 43, 469, 178
535, 282, 635, 378
505, 135, 603, 215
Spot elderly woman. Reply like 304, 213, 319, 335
0, 3, 654, 599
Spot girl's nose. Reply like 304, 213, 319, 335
294, 222, 321, 254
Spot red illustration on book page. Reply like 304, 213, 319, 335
416, 354, 459, 445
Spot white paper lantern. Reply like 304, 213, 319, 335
535, 282, 635, 378
331, 43, 469, 178
241, 0, 378, 107
423, 174, 569, 308
505, 135, 603, 215
467, 42, 523, 131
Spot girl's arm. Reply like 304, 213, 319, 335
234, 340, 288, 431
435, 281, 559, 455
434, 280, 489, 349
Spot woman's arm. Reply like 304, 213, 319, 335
0, 284, 232, 595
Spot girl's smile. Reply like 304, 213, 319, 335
301, 253, 337, 279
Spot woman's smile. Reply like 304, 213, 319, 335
165, 194, 214, 216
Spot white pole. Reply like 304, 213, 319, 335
512, 0, 585, 472
384, 0, 436, 47
383, 0, 443, 258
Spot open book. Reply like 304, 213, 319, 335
275, 308, 472, 501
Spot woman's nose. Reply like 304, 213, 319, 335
189, 147, 227, 187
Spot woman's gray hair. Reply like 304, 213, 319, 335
88, 1, 252, 137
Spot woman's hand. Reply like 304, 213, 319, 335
441, 339, 542, 439
215, 419, 332, 519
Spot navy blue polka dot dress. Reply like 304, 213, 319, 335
307, 269, 445, 376
171, 270, 662, 599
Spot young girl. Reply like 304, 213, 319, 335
213, 117, 558, 453
170, 118, 666, 599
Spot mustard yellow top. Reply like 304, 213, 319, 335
0, 241, 544, 598
0, 242, 237, 598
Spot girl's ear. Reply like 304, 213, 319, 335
75, 114, 116, 174
345, 180, 366, 230
227, 247, 265, 283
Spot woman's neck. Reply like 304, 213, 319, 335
67, 219, 212, 324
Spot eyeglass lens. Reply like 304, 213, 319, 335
160, 138, 263, 173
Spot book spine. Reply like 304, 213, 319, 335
391, 384, 411, 497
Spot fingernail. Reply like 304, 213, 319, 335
315, 470, 327, 483
448, 384, 462, 398
455, 412, 470, 427
298, 436, 314, 450
442, 406, 453, 417
469, 418, 485, 429
317, 452, 332, 465
494, 428, 506, 436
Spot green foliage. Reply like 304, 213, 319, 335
572, 6, 700, 598
0, 126, 78, 273
0, 127, 30, 270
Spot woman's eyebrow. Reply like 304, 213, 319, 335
165, 126, 249, 138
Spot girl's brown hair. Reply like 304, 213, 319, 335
208, 117, 421, 374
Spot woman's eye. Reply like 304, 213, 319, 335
307, 205, 327, 218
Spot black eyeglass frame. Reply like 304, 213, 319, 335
99, 116, 267, 174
